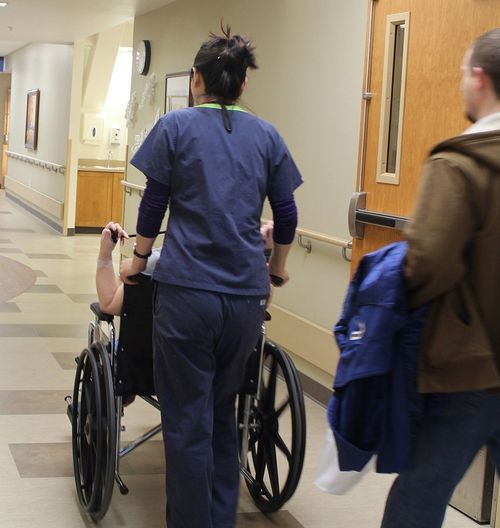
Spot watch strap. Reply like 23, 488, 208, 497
133, 245, 152, 260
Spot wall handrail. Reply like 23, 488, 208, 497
120, 181, 352, 260
6, 150, 66, 174
262, 217, 352, 261
121, 179, 145, 193
296, 226, 351, 250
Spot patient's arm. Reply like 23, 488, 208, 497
96, 222, 128, 316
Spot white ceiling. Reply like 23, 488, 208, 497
0, 0, 177, 56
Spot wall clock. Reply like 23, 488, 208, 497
136, 39, 151, 76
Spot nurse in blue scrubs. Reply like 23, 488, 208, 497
120, 24, 303, 528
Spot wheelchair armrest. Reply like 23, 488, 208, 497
90, 302, 114, 323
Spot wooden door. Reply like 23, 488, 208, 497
75, 171, 112, 227
110, 172, 124, 223
352, 0, 500, 270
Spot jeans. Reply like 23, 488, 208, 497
381, 390, 500, 528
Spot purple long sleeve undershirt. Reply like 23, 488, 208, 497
137, 177, 297, 244
270, 198, 298, 244
136, 177, 169, 238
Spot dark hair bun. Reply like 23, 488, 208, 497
193, 21, 258, 103
221, 34, 258, 71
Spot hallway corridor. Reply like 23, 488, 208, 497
0, 190, 481, 527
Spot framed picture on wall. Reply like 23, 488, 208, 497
25, 89, 40, 150
164, 71, 193, 114
168, 95, 189, 112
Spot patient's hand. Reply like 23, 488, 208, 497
99, 222, 129, 260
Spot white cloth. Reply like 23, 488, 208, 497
314, 429, 375, 495
143, 247, 161, 276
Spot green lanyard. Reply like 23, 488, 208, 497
195, 103, 248, 113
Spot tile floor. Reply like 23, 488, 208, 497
0, 189, 482, 527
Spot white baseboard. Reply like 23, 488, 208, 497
267, 304, 339, 376
5, 176, 63, 220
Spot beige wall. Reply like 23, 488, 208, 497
64, 21, 133, 232
126, 0, 367, 381
78, 21, 133, 162
4, 44, 73, 226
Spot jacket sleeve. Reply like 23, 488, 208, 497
404, 156, 478, 307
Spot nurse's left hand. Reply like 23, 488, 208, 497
120, 257, 146, 284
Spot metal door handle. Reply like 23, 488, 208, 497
348, 192, 410, 239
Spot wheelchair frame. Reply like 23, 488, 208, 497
66, 281, 306, 520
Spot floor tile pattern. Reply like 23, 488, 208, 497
0, 247, 22, 253
9, 441, 166, 478
25, 253, 72, 259
0, 255, 37, 303
52, 352, 78, 370
0, 303, 21, 312
0, 190, 481, 528
0, 390, 72, 414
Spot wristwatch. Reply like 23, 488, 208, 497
133, 243, 152, 260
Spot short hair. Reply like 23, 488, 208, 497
471, 29, 500, 99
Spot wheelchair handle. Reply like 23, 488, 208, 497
109, 229, 167, 244
270, 274, 284, 287
127, 230, 167, 239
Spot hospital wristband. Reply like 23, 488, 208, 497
96, 258, 113, 268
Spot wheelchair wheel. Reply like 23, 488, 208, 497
71, 342, 117, 520
238, 340, 306, 513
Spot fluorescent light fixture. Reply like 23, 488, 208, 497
0, 3, 8, 6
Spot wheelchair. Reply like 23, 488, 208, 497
66, 274, 306, 520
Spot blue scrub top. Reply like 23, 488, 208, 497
131, 105, 303, 296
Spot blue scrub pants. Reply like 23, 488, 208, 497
381, 390, 500, 528
152, 282, 267, 528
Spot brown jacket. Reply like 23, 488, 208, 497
404, 130, 500, 392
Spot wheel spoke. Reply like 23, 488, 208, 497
253, 442, 266, 483
272, 397, 290, 420
83, 376, 94, 417
248, 433, 258, 451
79, 438, 88, 488
239, 343, 306, 513
259, 479, 273, 501
263, 354, 278, 412
83, 445, 94, 494
263, 438, 280, 498
271, 430, 292, 462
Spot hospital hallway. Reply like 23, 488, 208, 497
0, 188, 482, 528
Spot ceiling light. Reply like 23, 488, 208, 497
0, 3, 8, 7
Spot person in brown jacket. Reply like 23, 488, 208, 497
381, 29, 500, 528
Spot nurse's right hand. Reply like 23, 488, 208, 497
120, 257, 146, 285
